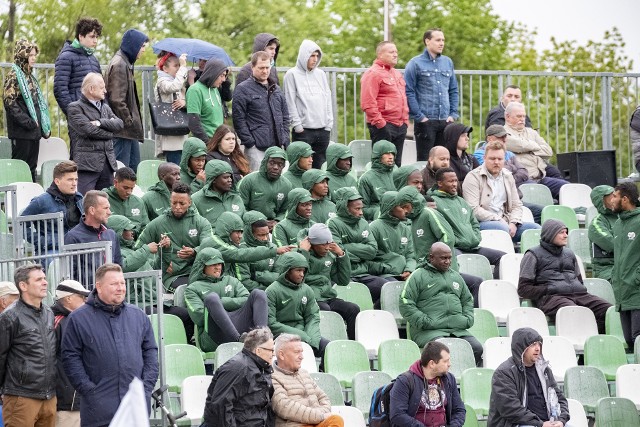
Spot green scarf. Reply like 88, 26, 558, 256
71, 38, 95, 56
11, 64, 51, 137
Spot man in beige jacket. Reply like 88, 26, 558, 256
271, 334, 343, 427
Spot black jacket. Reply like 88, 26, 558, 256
0, 298, 57, 400
203, 348, 275, 427
52, 301, 81, 410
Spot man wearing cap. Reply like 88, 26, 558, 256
186, 59, 229, 142
298, 223, 359, 340
0, 282, 19, 314
484, 85, 533, 130
283, 141, 314, 189
52, 280, 89, 426
142, 162, 181, 220
324, 144, 357, 200
588, 185, 617, 282
519, 219, 611, 333
274, 188, 315, 247
358, 139, 397, 221
302, 169, 336, 224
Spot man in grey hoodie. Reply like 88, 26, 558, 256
283, 40, 333, 169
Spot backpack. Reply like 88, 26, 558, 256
369, 371, 414, 427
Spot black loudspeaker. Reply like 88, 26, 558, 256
556, 150, 617, 188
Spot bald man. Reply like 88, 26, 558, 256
142, 162, 181, 220
421, 145, 450, 193
399, 242, 482, 365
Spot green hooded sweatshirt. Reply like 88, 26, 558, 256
588, 185, 617, 281
302, 169, 337, 224
192, 160, 245, 230
179, 137, 207, 193
357, 140, 397, 221
104, 186, 149, 236
369, 190, 417, 276
431, 189, 481, 251
265, 251, 321, 348
237, 211, 279, 292
393, 165, 420, 191
184, 247, 249, 352
135, 204, 214, 290
326, 187, 378, 276
142, 180, 172, 220
325, 144, 357, 200
238, 146, 292, 221
283, 141, 313, 189
273, 188, 315, 246
612, 207, 640, 311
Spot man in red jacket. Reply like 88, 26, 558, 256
360, 41, 409, 167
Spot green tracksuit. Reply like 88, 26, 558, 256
273, 188, 315, 246
142, 180, 172, 220
612, 208, 640, 311
283, 141, 313, 189
302, 169, 337, 224
192, 160, 245, 230
357, 139, 397, 221
236, 210, 279, 292
393, 165, 421, 191
297, 234, 351, 302
325, 144, 357, 200
179, 137, 207, 193
104, 186, 149, 236
430, 189, 482, 251
588, 185, 617, 282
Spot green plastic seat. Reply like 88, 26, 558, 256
0, 137, 11, 159
149, 313, 187, 346
460, 368, 494, 417
324, 340, 370, 388
541, 205, 579, 231
136, 160, 163, 191
380, 281, 406, 327
193, 324, 215, 362
457, 253, 492, 281
0, 159, 32, 186
435, 338, 477, 383
378, 339, 420, 378
519, 228, 541, 253
164, 344, 206, 392
39, 159, 63, 189
595, 397, 640, 427
568, 228, 591, 265
320, 310, 348, 341
352, 371, 392, 420
584, 278, 616, 305
520, 183, 554, 206
584, 335, 628, 381
310, 372, 344, 405
347, 140, 372, 173
0, 209, 7, 233
606, 306, 629, 349
213, 341, 243, 371
464, 404, 479, 427
140, 139, 157, 162
334, 282, 374, 311
564, 366, 610, 414
467, 308, 499, 345
635, 336, 640, 364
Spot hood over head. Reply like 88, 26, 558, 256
540, 219, 567, 244
13, 39, 38, 72
511, 327, 544, 366
302, 169, 329, 192
106, 214, 135, 247
214, 211, 244, 243
285, 188, 313, 222
252, 33, 280, 61
199, 59, 228, 87
242, 210, 269, 247
378, 191, 400, 223
119, 29, 148, 64
371, 140, 397, 172
286, 141, 314, 177
393, 165, 420, 191
591, 185, 615, 215
203, 159, 233, 192
326, 144, 353, 176
443, 123, 473, 159
275, 251, 309, 285
405, 186, 425, 220
296, 39, 322, 71
333, 187, 363, 221
189, 247, 225, 283
180, 137, 207, 175
259, 146, 288, 179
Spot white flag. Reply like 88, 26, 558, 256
109, 378, 150, 427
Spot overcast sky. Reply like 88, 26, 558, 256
491, 0, 639, 71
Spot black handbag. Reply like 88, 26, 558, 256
148, 88, 190, 136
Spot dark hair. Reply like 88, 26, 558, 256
420, 341, 449, 367
252, 219, 269, 232
251, 51, 271, 66
53, 160, 78, 179
207, 125, 250, 176
423, 27, 443, 42
114, 167, 137, 182
75, 17, 103, 39
504, 84, 521, 92
83, 190, 107, 212
172, 182, 191, 195
14, 263, 44, 295
615, 182, 639, 205
95, 263, 122, 283
435, 167, 456, 182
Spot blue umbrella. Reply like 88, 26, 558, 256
152, 38, 235, 66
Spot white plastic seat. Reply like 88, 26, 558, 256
480, 229, 515, 254
483, 337, 512, 369
478, 280, 520, 324
521, 205, 535, 223
559, 183, 593, 222
543, 336, 578, 383
180, 375, 212, 425
507, 307, 550, 337
401, 140, 417, 165
37, 137, 69, 173
555, 306, 598, 353
566, 398, 589, 427
574, 255, 587, 280
300, 341, 318, 373
132, 184, 145, 198
616, 364, 640, 409
331, 406, 366, 427
355, 310, 399, 358
6, 181, 45, 219
498, 253, 524, 287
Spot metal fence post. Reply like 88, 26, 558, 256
601, 72, 614, 150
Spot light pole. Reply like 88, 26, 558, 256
383, 0, 390, 40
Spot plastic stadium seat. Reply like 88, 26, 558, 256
173, 284, 187, 308
566, 398, 589, 427
5, 182, 45, 219
214, 342, 243, 371
584, 335, 628, 381
564, 366, 609, 414
457, 253, 492, 281
584, 278, 616, 305
0, 136, 11, 159
324, 340, 370, 388
605, 306, 628, 349
480, 229, 515, 254
352, 371, 392, 419
149, 314, 188, 346
520, 183, 554, 206
507, 307, 550, 337
310, 372, 344, 406
541, 205, 579, 231
460, 368, 494, 417
498, 253, 524, 286
585, 205, 598, 228
39, 159, 62, 189
180, 375, 212, 425
401, 140, 417, 165
0, 159, 32, 186
519, 228, 541, 253
568, 229, 591, 266
347, 140, 372, 174
483, 337, 512, 369
595, 397, 640, 427
467, 308, 500, 345
330, 406, 366, 427
334, 282, 374, 311
435, 337, 476, 382
543, 336, 578, 383
132, 184, 145, 197
320, 310, 348, 341
378, 339, 421, 378
140, 139, 157, 162
464, 404, 479, 427
136, 160, 163, 191
555, 306, 599, 352
521, 205, 535, 224
164, 344, 206, 392
616, 364, 640, 409
300, 342, 318, 373
380, 281, 406, 327
478, 280, 520, 324
355, 310, 399, 358
37, 137, 69, 174
116, 160, 126, 170
636, 336, 640, 364
559, 183, 593, 217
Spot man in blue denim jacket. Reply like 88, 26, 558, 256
405, 28, 459, 161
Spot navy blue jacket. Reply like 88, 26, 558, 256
53, 41, 101, 115
61, 290, 158, 427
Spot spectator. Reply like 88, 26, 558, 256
3, 39, 51, 182
360, 41, 409, 167
179, 137, 207, 193
154, 52, 189, 164
142, 162, 180, 220
192, 160, 245, 230
135, 182, 213, 291
51, 280, 89, 427
443, 123, 478, 195
236, 33, 280, 86
421, 145, 450, 193
186, 59, 229, 143
631, 107, 640, 173
21, 160, 84, 253
302, 169, 336, 224
324, 144, 357, 200
0, 282, 19, 314
205, 124, 250, 185
488, 328, 569, 427
519, 219, 611, 333
62, 264, 158, 427
588, 185, 616, 282
68, 72, 123, 194
271, 334, 344, 427
358, 139, 397, 221
393, 165, 424, 193
298, 223, 359, 340
238, 147, 292, 230
104, 166, 148, 236
405, 28, 459, 160
233, 51, 290, 171
484, 85, 533, 130
53, 17, 102, 117
283, 140, 314, 188
462, 141, 540, 243
104, 28, 148, 171
237, 211, 282, 292
201, 326, 275, 427
185, 247, 268, 351
399, 242, 482, 364
389, 341, 465, 427
274, 188, 314, 247
284, 40, 333, 169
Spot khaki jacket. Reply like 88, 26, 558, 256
462, 164, 523, 224
504, 124, 553, 179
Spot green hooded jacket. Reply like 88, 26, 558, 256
325, 144, 357, 200
238, 146, 292, 221
273, 188, 315, 246
431, 190, 481, 250
357, 140, 397, 221
192, 160, 245, 230
184, 247, 249, 352
588, 185, 617, 280
237, 211, 279, 292
326, 187, 378, 276
283, 141, 313, 189
612, 207, 640, 311
104, 186, 149, 236
369, 190, 417, 276
265, 251, 321, 348
302, 169, 337, 224
142, 180, 172, 220
393, 165, 420, 191
179, 137, 207, 193
135, 204, 214, 289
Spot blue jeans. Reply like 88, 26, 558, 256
479, 220, 541, 243
165, 150, 182, 165
113, 137, 141, 172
